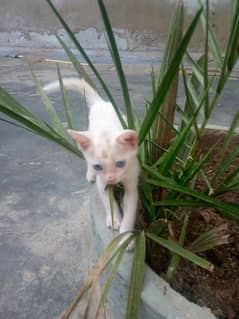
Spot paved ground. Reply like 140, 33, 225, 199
0, 56, 93, 319
0, 51, 239, 319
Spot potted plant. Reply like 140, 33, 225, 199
0, 0, 238, 318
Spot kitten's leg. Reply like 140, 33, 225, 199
119, 178, 138, 250
96, 177, 121, 231
120, 181, 138, 233
86, 163, 96, 183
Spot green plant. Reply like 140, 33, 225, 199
0, 0, 239, 318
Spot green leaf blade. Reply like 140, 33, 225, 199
57, 64, 76, 130
46, 0, 127, 129
146, 232, 213, 271
30, 68, 66, 137
126, 232, 146, 319
97, 0, 135, 129
139, 7, 202, 144
55, 34, 97, 90
146, 175, 239, 221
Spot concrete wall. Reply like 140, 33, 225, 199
0, 0, 230, 52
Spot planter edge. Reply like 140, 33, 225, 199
89, 188, 217, 319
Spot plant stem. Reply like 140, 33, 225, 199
165, 212, 189, 283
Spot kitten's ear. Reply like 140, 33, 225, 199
116, 130, 138, 149
67, 129, 91, 151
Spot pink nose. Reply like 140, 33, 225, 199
106, 175, 117, 184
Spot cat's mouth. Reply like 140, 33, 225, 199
105, 182, 123, 190
106, 180, 118, 185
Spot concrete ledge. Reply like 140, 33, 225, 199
90, 189, 217, 319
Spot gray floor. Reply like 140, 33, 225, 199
0, 57, 94, 319
0, 53, 238, 319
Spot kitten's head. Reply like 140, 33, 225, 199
68, 129, 138, 185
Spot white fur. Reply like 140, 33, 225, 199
44, 78, 140, 249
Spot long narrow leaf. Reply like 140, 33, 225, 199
158, 90, 206, 174
30, 67, 66, 137
146, 176, 239, 221
61, 232, 135, 319
97, 0, 134, 129
57, 64, 76, 130
153, 199, 208, 207
212, 143, 239, 189
185, 52, 204, 88
146, 232, 213, 271
95, 247, 126, 319
199, 0, 223, 69
0, 86, 83, 157
0, 85, 38, 117
84, 233, 136, 319
216, 178, 239, 195
46, 0, 127, 129
126, 232, 145, 319
218, 166, 239, 193
221, 111, 239, 157
211, 111, 239, 186
85, 236, 135, 319
190, 224, 229, 253
182, 64, 201, 111
95, 237, 139, 319
0, 117, 34, 132
55, 34, 97, 89
157, 1, 184, 84
0, 103, 53, 138
180, 142, 218, 186
178, 65, 199, 161
153, 0, 183, 159
0, 103, 83, 157
166, 213, 189, 283
217, 4, 239, 93
139, 7, 202, 144
231, 0, 239, 31
202, 0, 209, 118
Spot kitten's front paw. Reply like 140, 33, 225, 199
119, 234, 135, 252
126, 239, 135, 252
106, 215, 121, 231
86, 171, 96, 184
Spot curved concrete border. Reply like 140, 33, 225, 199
89, 189, 217, 319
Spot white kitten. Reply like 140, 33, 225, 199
44, 78, 140, 248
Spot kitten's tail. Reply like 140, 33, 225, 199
43, 78, 102, 106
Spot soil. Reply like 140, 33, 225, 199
145, 131, 239, 319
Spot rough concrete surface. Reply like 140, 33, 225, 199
0, 52, 239, 319
0, 57, 93, 319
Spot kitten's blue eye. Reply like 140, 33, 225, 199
115, 160, 126, 168
93, 164, 103, 171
